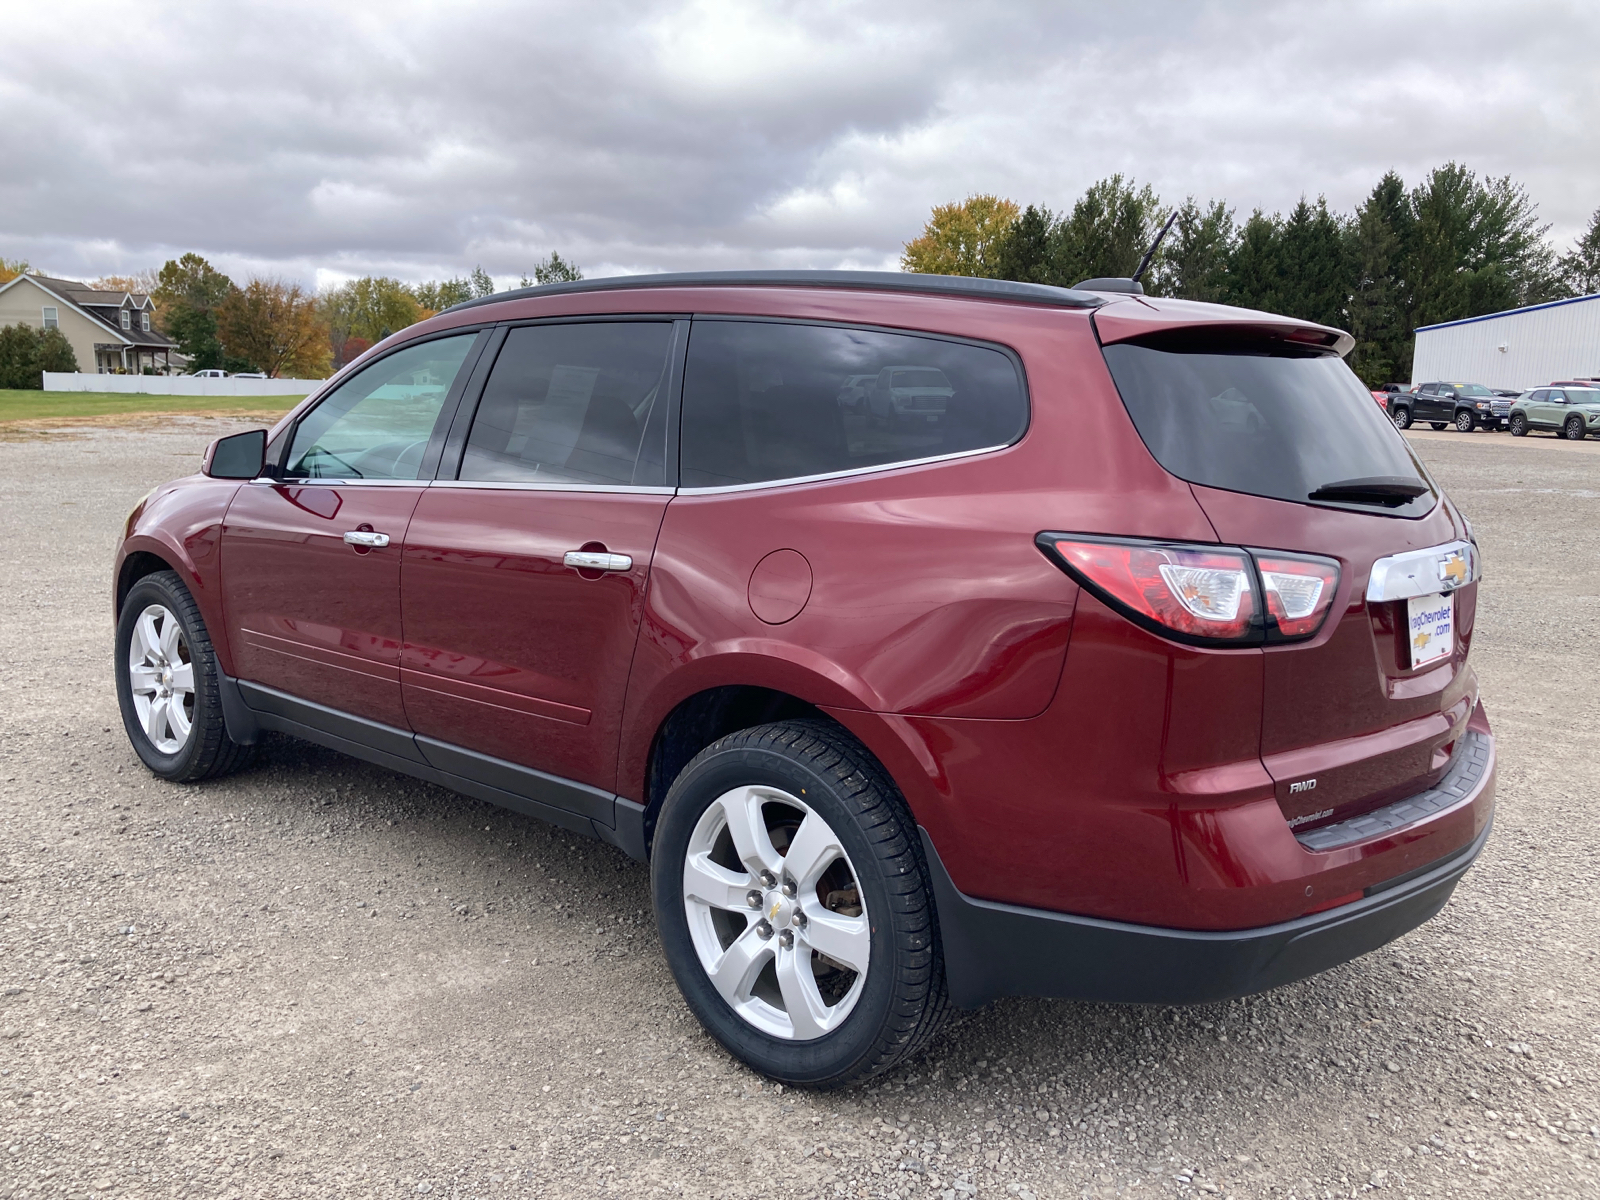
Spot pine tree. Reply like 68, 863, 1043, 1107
992, 205, 1055, 284
1275, 196, 1353, 330
1559, 207, 1600, 295
1347, 173, 1410, 387
1224, 211, 1284, 313
1148, 198, 1235, 301
1049, 175, 1164, 284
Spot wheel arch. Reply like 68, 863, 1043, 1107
114, 530, 236, 675
639, 684, 847, 858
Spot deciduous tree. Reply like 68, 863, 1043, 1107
413, 277, 474, 312
901, 195, 1020, 277
0, 324, 77, 388
218, 278, 330, 378
320, 276, 423, 367
153, 254, 237, 372
0, 258, 28, 285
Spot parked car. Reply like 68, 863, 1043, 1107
191, 369, 229, 378
834, 374, 875, 412
865, 364, 955, 426
112, 270, 1494, 1087
1389, 381, 1505, 431
1508, 386, 1600, 439
1548, 379, 1600, 388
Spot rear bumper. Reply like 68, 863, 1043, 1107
924, 817, 1491, 1010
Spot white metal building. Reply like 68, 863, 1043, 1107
1411, 293, 1600, 390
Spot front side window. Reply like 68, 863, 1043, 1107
285, 334, 476, 479
459, 322, 674, 486
41, 306, 58, 329
1102, 337, 1435, 513
680, 321, 1027, 488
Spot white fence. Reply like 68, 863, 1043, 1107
43, 373, 322, 397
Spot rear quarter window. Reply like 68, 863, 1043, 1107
680, 320, 1027, 488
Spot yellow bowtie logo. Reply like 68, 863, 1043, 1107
1414, 630, 1430, 651
769, 900, 782, 922
1439, 553, 1468, 588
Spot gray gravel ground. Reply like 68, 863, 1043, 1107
1, 417, 1597, 1200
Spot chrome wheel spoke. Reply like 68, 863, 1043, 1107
707, 923, 771, 1006
800, 908, 871, 974
128, 664, 161, 694
158, 612, 184, 661
717, 787, 784, 877
133, 612, 162, 662
168, 662, 195, 692
683, 852, 755, 913
781, 812, 842, 889
146, 693, 172, 745
774, 948, 831, 1040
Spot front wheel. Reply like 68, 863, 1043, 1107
652, 721, 947, 1088
1391, 407, 1412, 430
1454, 410, 1476, 432
1510, 412, 1528, 436
115, 570, 251, 781
1563, 415, 1586, 441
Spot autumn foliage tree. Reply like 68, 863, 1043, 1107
218, 278, 330, 378
900, 195, 1019, 277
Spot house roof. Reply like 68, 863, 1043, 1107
17, 273, 176, 348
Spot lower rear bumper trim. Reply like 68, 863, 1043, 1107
923, 817, 1491, 1010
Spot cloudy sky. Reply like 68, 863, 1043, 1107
3, 0, 1597, 291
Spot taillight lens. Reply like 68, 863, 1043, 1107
1044, 537, 1258, 644
1256, 553, 1340, 639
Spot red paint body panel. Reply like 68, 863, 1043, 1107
399, 487, 669, 793
115, 475, 243, 673
220, 482, 424, 728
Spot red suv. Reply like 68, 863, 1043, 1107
113, 271, 1494, 1087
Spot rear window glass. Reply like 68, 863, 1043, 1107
1101, 340, 1434, 511
680, 321, 1026, 488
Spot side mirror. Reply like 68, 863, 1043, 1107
203, 429, 268, 479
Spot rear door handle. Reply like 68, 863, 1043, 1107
563, 550, 632, 572
343, 531, 391, 548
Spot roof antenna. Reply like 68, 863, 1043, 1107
1132, 209, 1178, 285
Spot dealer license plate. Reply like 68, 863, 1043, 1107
1406, 592, 1454, 668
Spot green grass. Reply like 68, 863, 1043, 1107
0, 389, 304, 422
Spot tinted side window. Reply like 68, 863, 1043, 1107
680, 321, 1027, 488
460, 323, 674, 486
286, 334, 476, 479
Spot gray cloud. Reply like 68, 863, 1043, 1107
3, 0, 1596, 288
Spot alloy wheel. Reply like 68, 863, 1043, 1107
681, 784, 871, 1041
1564, 416, 1585, 441
1391, 408, 1410, 430
127, 603, 195, 754
1455, 410, 1474, 432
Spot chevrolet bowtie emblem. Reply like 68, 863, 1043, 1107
769, 900, 782, 921
1438, 552, 1468, 588
1414, 630, 1430, 651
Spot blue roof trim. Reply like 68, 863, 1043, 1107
439, 270, 1107, 316
1414, 291, 1600, 333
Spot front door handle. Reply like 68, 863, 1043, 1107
563, 550, 632, 572
343, 530, 391, 548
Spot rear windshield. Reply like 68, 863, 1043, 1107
1102, 340, 1434, 511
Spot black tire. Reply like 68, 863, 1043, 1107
1390, 406, 1412, 430
1563, 415, 1586, 441
651, 720, 947, 1088
115, 570, 252, 782
1454, 410, 1476, 432
1429, 422, 1448, 431
1509, 412, 1528, 436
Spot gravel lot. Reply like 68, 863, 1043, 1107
1, 417, 1597, 1200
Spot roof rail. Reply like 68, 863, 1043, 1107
439, 270, 1107, 316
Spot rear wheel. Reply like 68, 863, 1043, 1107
115, 570, 251, 782
652, 720, 947, 1088
1509, 412, 1528, 436
1454, 410, 1476, 432
1391, 407, 1412, 430
1563, 415, 1586, 441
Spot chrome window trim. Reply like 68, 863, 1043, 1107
677, 440, 1015, 495
431, 480, 677, 496
1365, 539, 1480, 603
247, 476, 431, 487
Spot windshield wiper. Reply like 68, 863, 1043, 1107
1308, 476, 1428, 505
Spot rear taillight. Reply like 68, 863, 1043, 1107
1256, 553, 1340, 639
1038, 535, 1341, 647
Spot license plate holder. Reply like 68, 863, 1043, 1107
1406, 592, 1454, 668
